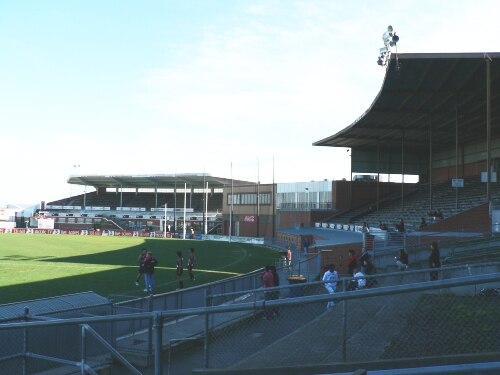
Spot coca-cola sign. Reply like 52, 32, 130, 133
243, 215, 255, 222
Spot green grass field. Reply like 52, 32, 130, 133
0, 234, 280, 305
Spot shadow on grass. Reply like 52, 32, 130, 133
1, 266, 176, 305
42, 239, 277, 274
2, 239, 279, 305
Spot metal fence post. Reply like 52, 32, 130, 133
342, 297, 348, 361
81, 325, 87, 375
153, 312, 163, 375
23, 307, 29, 375
204, 288, 211, 369
148, 295, 154, 364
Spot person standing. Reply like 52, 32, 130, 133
303, 237, 310, 255
359, 247, 374, 275
143, 251, 158, 293
429, 242, 441, 281
395, 248, 409, 270
285, 246, 292, 268
396, 218, 405, 232
269, 265, 280, 317
361, 222, 370, 233
347, 249, 358, 276
261, 265, 275, 319
322, 264, 338, 310
176, 251, 184, 289
188, 248, 196, 281
135, 248, 148, 286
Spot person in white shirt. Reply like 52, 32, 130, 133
353, 268, 366, 289
322, 264, 338, 310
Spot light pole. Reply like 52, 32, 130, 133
377, 25, 400, 69
205, 181, 208, 235
305, 187, 309, 210
163, 203, 167, 238
70, 164, 80, 198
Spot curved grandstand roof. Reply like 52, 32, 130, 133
67, 174, 251, 189
313, 52, 500, 152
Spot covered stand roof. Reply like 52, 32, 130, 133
313, 52, 500, 153
67, 174, 251, 189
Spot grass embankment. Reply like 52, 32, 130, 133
381, 293, 500, 358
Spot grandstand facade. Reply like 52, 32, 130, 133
20, 174, 334, 239
314, 52, 500, 235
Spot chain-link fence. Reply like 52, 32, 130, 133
1, 266, 499, 374
199, 272, 500, 375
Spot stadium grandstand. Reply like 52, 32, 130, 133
314, 52, 500, 238
4, 173, 337, 240
2, 52, 500, 375
38, 174, 236, 236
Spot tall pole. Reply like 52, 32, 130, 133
272, 156, 275, 239
455, 96, 459, 209
163, 203, 167, 238
429, 120, 433, 211
83, 185, 87, 210
183, 183, 187, 240
376, 142, 380, 211
202, 171, 206, 235
205, 181, 208, 235
229, 162, 233, 242
257, 158, 260, 237
349, 149, 353, 209
486, 55, 492, 202
174, 180, 177, 235
401, 129, 404, 213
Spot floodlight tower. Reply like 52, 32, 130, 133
377, 25, 400, 69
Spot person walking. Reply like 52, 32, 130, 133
261, 265, 275, 319
429, 242, 441, 281
322, 264, 338, 310
269, 265, 280, 317
395, 248, 409, 271
285, 246, 292, 268
143, 251, 158, 293
176, 251, 184, 289
135, 248, 147, 286
188, 247, 196, 281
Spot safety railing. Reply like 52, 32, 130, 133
1, 267, 499, 374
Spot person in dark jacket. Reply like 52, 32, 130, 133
395, 248, 409, 270
176, 251, 184, 289
143, 251, 158, 293
429, 242, 441, 281
347, 249, 358, 276
135, 248, 148, 286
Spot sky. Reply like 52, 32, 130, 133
1, 0, 500, 206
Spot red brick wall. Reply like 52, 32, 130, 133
420, 204, 490, 235
318, 243, 362, 276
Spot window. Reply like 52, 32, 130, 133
228, 193, 271, 205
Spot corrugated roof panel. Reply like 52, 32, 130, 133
0, 292, 110, 322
